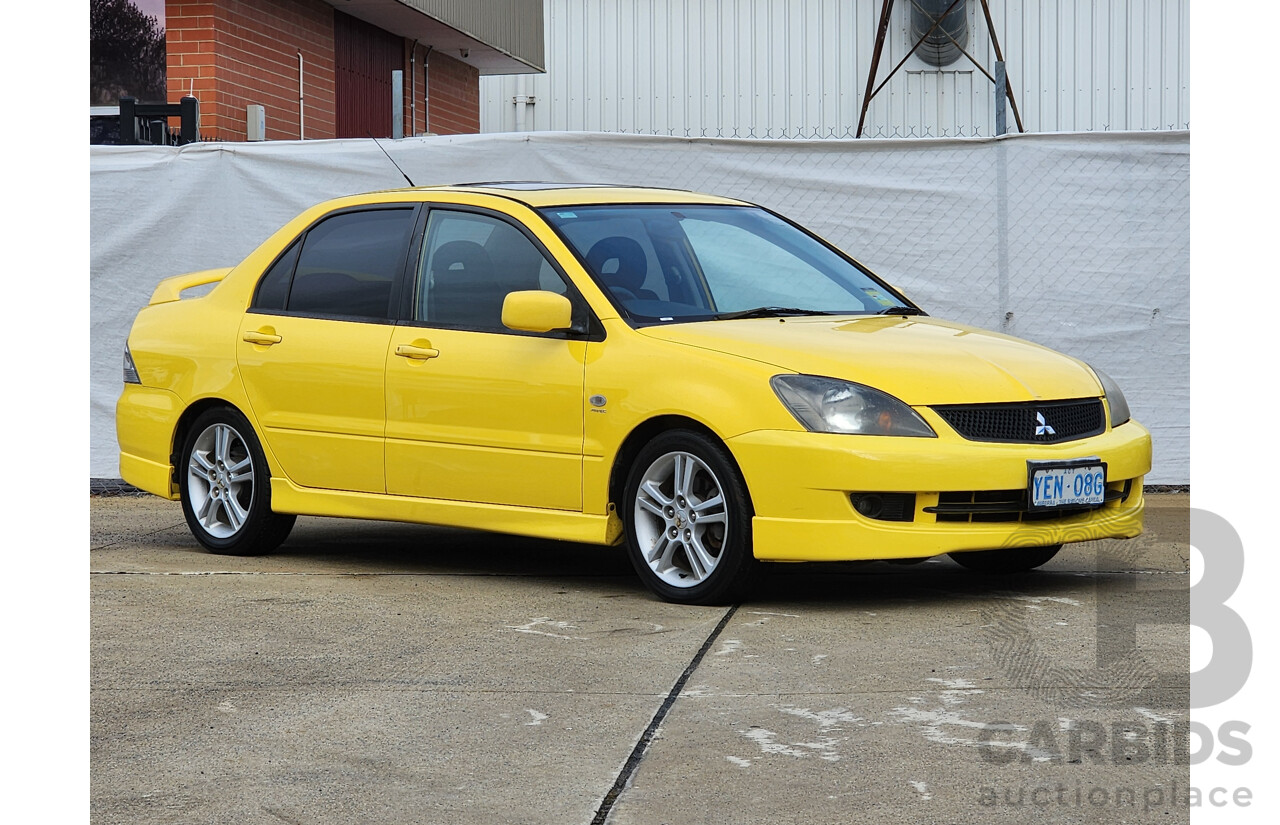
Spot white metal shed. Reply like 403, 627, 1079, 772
481, 0, 1189, 138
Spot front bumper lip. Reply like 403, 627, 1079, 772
750, 491, 1144, 561
726, 420, 1151, 562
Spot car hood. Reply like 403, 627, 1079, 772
639, 315, 1102, 405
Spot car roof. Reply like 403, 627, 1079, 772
388, 181, 752, 208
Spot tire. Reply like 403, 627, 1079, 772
948, 544, 1062, 574
178, 407, 295, 556
623, 430, 756, 605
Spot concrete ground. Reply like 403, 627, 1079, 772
91, 494, 1189, 824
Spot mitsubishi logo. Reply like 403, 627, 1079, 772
1035, 411, 1056, 437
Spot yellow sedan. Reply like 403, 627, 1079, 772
117, 183, 1150, 604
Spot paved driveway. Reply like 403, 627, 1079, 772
91, 494, 1189, 824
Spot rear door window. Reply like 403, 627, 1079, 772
255, 208, 416, 321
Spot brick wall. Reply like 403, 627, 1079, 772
167, 0, 335, 141
166, 1, 482, 142
426, 51, 480, 135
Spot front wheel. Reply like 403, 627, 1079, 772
948, 544, 1062, 574
623, 430, 756, 605
179, 407, 295, 556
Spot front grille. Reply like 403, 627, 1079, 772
931, 398, 1105, 444
927, 480, 1131, 523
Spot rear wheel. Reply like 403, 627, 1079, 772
179, 407, 295, 556
623, 430, 756, 604
948, 544, 1062, 574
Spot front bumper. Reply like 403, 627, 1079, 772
727, 420, 1151, 562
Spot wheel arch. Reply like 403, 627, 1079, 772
169, 398, 256, 489
608, 415, 755, 516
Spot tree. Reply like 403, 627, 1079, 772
90, 0, 166, 104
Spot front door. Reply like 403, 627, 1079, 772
384, 208, 586, 510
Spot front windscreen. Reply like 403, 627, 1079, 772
540, 204, 915, 323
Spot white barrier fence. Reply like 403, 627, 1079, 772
90, 130, 1188, 483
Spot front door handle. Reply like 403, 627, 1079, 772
243, 329, 282, 345
395, 343, 440, 360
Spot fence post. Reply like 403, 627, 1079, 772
179, 96, 200, 144
119, 97, 138, 144
995, 139, 1010, 331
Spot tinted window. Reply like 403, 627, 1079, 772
287, 208, 415, 320
253, 241, 300, 311
415, 211, 566, 331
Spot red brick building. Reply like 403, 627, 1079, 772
164, 0, 544, 141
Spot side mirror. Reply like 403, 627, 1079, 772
502, 290, 575, 333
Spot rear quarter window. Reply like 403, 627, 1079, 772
252, 241, 300, 311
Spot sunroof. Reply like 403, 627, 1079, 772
457, 181, 626, 190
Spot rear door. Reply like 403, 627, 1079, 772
238, 205, 418, 492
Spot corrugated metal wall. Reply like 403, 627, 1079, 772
402, 0, 546, 71
481, 0, 1189, 138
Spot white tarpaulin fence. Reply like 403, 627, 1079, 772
90, 130, 1188, 483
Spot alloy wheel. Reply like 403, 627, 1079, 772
632, 450, 730, 588
186, 422, 256, 538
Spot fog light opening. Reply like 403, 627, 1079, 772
849, 492, 917, 522
853, 494, 883, 518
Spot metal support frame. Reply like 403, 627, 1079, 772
856, 0, 1024, 137
978, 0, 1024, 133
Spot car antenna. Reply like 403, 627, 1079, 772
367, 131, 415, 187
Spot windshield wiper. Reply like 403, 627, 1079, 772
876, 305, 926, 316
716, 306, 836, 320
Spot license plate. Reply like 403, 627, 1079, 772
1027, 459, 1107, 509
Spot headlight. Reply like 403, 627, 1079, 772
1091, 366, 1131, 426
123, 344, 141, 385
771, 375, 936, 437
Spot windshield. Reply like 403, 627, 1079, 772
539, 204, 916, 323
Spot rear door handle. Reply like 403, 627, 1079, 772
395, 343, 440, 360
243, 330, 282, 345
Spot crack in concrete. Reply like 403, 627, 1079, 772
590, 605, 739, 825
90, 522, 188, 552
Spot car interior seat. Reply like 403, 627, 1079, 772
585, 236, 659, 303
427, 240, 498, 328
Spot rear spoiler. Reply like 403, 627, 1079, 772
147, 268, 233, 305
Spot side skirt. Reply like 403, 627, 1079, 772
270, 477, 624, 546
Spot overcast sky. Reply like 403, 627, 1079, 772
132, 0, 165, 24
